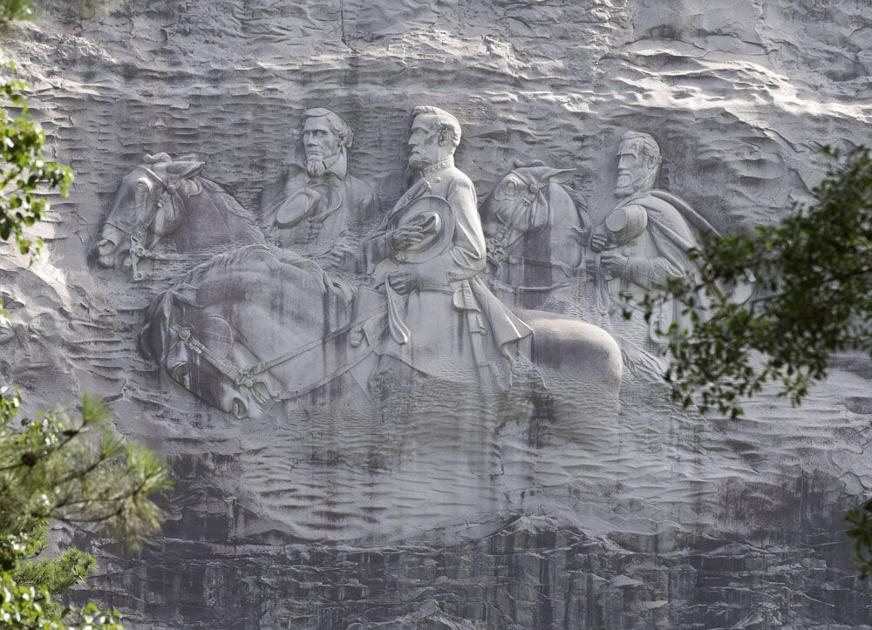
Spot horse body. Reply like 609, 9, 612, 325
93, 154, 263, 280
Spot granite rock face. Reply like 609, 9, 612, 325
2, 0, 872, 628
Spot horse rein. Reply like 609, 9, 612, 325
104, 165, 188, 280
487, 172, 544, 269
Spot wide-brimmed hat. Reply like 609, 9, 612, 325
605, 203, 648, 244
389, 195, 455, 263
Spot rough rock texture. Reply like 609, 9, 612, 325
2, 0, 872, 628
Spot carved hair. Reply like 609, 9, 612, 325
301, 108, 353, 148
412, 106, 462, 149
620, 131, 661, 167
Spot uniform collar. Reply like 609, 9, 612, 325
420, 155, 454, 178
288, 148, 348, 180
321, 152, 347, 179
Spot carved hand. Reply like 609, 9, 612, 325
389, 225, 426, 251
93, 239, 117, 268
323, 241, 358, 270
590, 233, 610, 253
387, 270, 419, 294
600, 253, 629, 278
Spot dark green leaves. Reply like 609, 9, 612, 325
0, 56, 73, 255
846, 499, 872, 578
636, 146, 872, 576
639, 146, 872, 419
0, 388, 170, 627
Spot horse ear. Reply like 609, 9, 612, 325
144, 152, 172, 165
513, 159, 547, 169
167, 160, 205, 180
541, 167, 575, 184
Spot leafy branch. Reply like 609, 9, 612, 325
0, 54, 73, 255
637, 146, 872, 419
634, 146, 872, 576
0, 55, 168, 628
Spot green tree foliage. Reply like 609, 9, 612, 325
0, 0, 34, 26
638, 147, 872, 574
0, 0, 106, 28
0, 391, 170, 628
0, 54, 72, 255
0, 57, 170, 627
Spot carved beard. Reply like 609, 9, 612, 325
408, 155, 427, 170
615, 168, 656, 198
614, 172, 635, 198
306, 156, 327, 177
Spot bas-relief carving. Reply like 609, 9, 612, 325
353, 106, 533, 391
92, 108, 723, 540
585, 131, 718, 375
481, 161, 588, 312
92, 153, 263, 281
261, 108, 377, 270
140, 244, 360, 419
134, 108, 621, 412
130, 107, 623, 540
45, 2, 869, 624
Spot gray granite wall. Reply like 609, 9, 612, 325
2, 0, 872, 627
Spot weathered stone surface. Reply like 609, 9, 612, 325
2, 0, 872, 628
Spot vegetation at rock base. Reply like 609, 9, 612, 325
0, 54, 169, 628
638, 146, 872, 575
1, 391, 170, 628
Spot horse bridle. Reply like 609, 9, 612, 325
487, 171, 545, 269
102, 166, 168, 239
102, 165, 184, 280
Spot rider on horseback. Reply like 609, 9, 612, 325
352, 106, 532, 391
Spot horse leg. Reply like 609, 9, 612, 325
513, 309, 623, 504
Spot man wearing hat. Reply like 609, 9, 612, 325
261, 107, 376, 267
357, 106, 532, 389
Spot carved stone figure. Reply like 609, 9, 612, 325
139, 243, 363, 419
140, 108, 622, 418
481, 162, 589, 312
136, 107, 623, 540
92, 154, 263, 280
260, 108, 377, 266
588, 131, 717, 370
355, 106, 534, 389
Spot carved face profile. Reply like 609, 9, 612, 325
615, 134, 661, 198
302, 116, 342, 176
408, 114, 450, 170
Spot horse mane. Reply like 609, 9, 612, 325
178, 243, 321, 287
194, 177, 261, 228
545, 178, 587, 228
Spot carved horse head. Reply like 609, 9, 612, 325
480, 161, 588, 309
93, 153, 205, 270
481, 162, 579, 261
